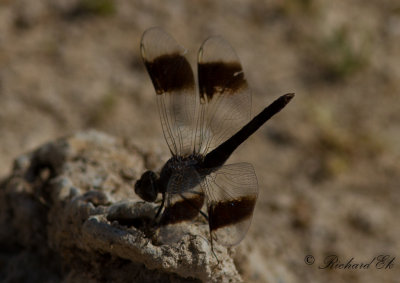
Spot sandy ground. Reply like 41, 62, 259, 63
0, 0, 399, 282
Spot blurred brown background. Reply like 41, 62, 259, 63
0, 0, 399, 282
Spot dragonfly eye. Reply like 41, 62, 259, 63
134, 170, 159, 202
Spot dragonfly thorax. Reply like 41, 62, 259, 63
135, 154, 204, 203
158, 154, 204, 191
164, 154, 203, 171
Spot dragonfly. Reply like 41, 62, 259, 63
135, 27, 294, 249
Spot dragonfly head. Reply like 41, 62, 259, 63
135, 170, 159, 202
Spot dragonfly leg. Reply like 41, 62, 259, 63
155, 192, 165, 219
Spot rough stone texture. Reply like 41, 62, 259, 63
0, 131, 241, 283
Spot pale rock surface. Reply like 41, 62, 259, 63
0, 130, 241, 283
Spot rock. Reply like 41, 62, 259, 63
0, 130, 241, 283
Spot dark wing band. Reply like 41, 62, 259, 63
195, 36, 252, 155
141, 27, 197, 156
201, 162, 258, 246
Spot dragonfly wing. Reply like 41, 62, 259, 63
201, 162, 258, 246
141, 27, 197, 156
196, 36, 252, 155
157, 167, 205, 244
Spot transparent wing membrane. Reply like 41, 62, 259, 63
141, 28, 198, 156
202, 163, 258, 246
157, 167, 206, 244
196, 36, 252, 155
